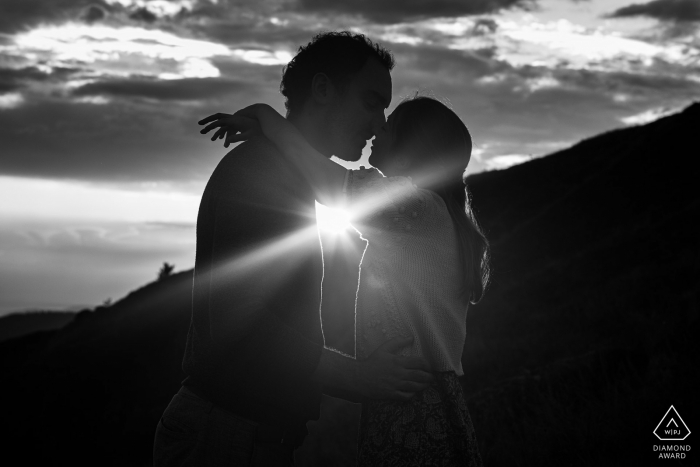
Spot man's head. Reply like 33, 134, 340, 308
280, 31, 394, 162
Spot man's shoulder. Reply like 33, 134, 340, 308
205, 136, 308, 200
207, 137, 288, 187
216, 137, 281, 172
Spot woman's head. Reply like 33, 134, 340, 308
369, 96, 472, 188
370, 95, 489, 305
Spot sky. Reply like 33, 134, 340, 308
0, 0, 699, 315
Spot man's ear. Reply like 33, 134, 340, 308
310, 72, 336, 104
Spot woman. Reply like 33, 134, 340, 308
200, 96, 490, 466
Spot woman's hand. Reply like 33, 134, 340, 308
198, 104, 269, 148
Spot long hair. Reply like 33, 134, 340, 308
388, 96, 491, 304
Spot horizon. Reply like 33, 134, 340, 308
1, 0, 699, 316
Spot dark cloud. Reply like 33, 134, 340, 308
129, 7, 158, 23
184, 14, 314, 49
294, 0, 534, 24
0, 0, 101, 33
0, 99, 220, 182
72, 77, 251, 101
379, 41, 700, 172
607, 0, 700, 22
0, 66, 82, 93
473, 18, 499, 35
82, 4, 107, 23
0, 74, 285, 183
0, 66, 49, 92
0, 65, 87, 95
389, 42, 507, 87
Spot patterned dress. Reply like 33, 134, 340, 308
357, 373, 482, 467
343, 167, 483, 467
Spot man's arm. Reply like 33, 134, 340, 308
313, 337, 436, 401
200, 105, 347, 208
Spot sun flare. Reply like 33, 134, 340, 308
315, 202, 352, 234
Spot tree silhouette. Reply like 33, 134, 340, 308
158, 262, 175, 281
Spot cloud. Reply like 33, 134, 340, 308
607, 0, 700, 22
0, 65, 83, 95
361, 16, 698, 74
2, 22, 231, 80
619, 105, 683, 125
0, 0, 95, 33
379, 33, 698, 170
0, 216, 196, 314
0, 75, 287, 184
0, 92, 25, 109
0, 66, 48, 92
104, 0, 198, 18
484, 154, 533, 170
0, 100, 216, 182
129, 6, 159, 22
487, 17, 695, 69
83, 4, 108, 23
0, 0, 223, 35
1, 0, 698, 187
0, 175, 198, 313
0, 176, 199, 223
294, 0, 534, 24
72, 77, 251, 100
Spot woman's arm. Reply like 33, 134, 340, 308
199, 104, 347, 208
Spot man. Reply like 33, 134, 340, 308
153, 31, 435, 466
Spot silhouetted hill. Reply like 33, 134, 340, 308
461, 102, 700, 465
464, 102, 700, 380
1, 271, 194, 466
0, 311, 77, 343
1, 103, 698, 466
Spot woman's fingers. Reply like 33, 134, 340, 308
198, 113, 231, 126
211, 126, 228, 141
198, 113, 258, 147
200, 121, 224, 135
224, 132, 250, 148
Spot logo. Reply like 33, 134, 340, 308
654, 405, 691, 441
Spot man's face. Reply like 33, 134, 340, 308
367, 111, 395, 173
325, 57, 392, 162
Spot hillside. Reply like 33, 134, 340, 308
1, 102, 698, 466
0, 311, 77, 342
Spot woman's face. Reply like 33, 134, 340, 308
368, 112, 396, 173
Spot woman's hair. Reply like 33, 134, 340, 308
280, 31, 394, 116
388, 96, 491, 304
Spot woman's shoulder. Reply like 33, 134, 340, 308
350, 167, 420, 189
351, 166, 383, 180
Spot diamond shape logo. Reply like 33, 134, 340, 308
654, 405, 691, 441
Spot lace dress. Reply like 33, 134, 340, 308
343, 167, 483, 467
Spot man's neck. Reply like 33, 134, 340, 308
287, 112, 334, 159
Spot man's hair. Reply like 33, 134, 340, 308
280, 31, 395, 116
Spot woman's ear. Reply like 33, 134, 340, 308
310, 73, 336, 104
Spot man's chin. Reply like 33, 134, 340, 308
334, 150, 363, 163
